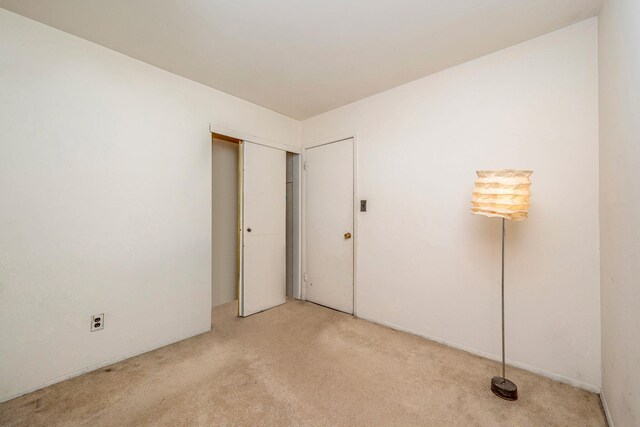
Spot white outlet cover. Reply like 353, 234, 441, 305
91, 313, 104, 332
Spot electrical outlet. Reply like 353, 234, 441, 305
91, 313, 104, 332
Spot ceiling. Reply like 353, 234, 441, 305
0, 0, 601, 120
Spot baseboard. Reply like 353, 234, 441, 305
0, 326, 211, 404
600, 389, 615, 427
356, 314, 601, 393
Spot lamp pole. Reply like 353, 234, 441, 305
491, 217, 518, 400
501, 217, 506, 380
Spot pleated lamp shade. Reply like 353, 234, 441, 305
471, 169, 533, 221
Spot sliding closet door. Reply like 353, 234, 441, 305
239, 141, 286, 317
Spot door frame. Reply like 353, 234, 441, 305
302, 133, 358, 316
210, 123, 302, 154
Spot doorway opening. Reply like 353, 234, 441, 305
211, 133, 241, 309
286, 152, 301, 300
211, 132, 301, 318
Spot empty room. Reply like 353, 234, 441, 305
0, 1, 638, 426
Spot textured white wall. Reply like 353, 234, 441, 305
0, 9, 299, 402
599, 0, 640, 424
211, 138, 239, 307
302, 19, 600, 390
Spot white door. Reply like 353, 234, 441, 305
305, 138, 354, 314
239, 141, 286, 317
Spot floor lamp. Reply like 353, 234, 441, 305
471, 169, 533, 401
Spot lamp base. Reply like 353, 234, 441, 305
491, 377, 518, 401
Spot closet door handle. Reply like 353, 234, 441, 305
344, 232, 352, 239
247, 228, 252, 233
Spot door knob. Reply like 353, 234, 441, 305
247, 228, 252, 233
344, 232, 352, 239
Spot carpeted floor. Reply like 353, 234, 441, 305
0, 300, 606, 426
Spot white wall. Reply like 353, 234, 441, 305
211, 138, 239, 307
599, 0, 640, 424
0, 9, 299, 402
302, 19, 601, 390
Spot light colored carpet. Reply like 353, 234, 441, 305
0, 300, 606, 426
